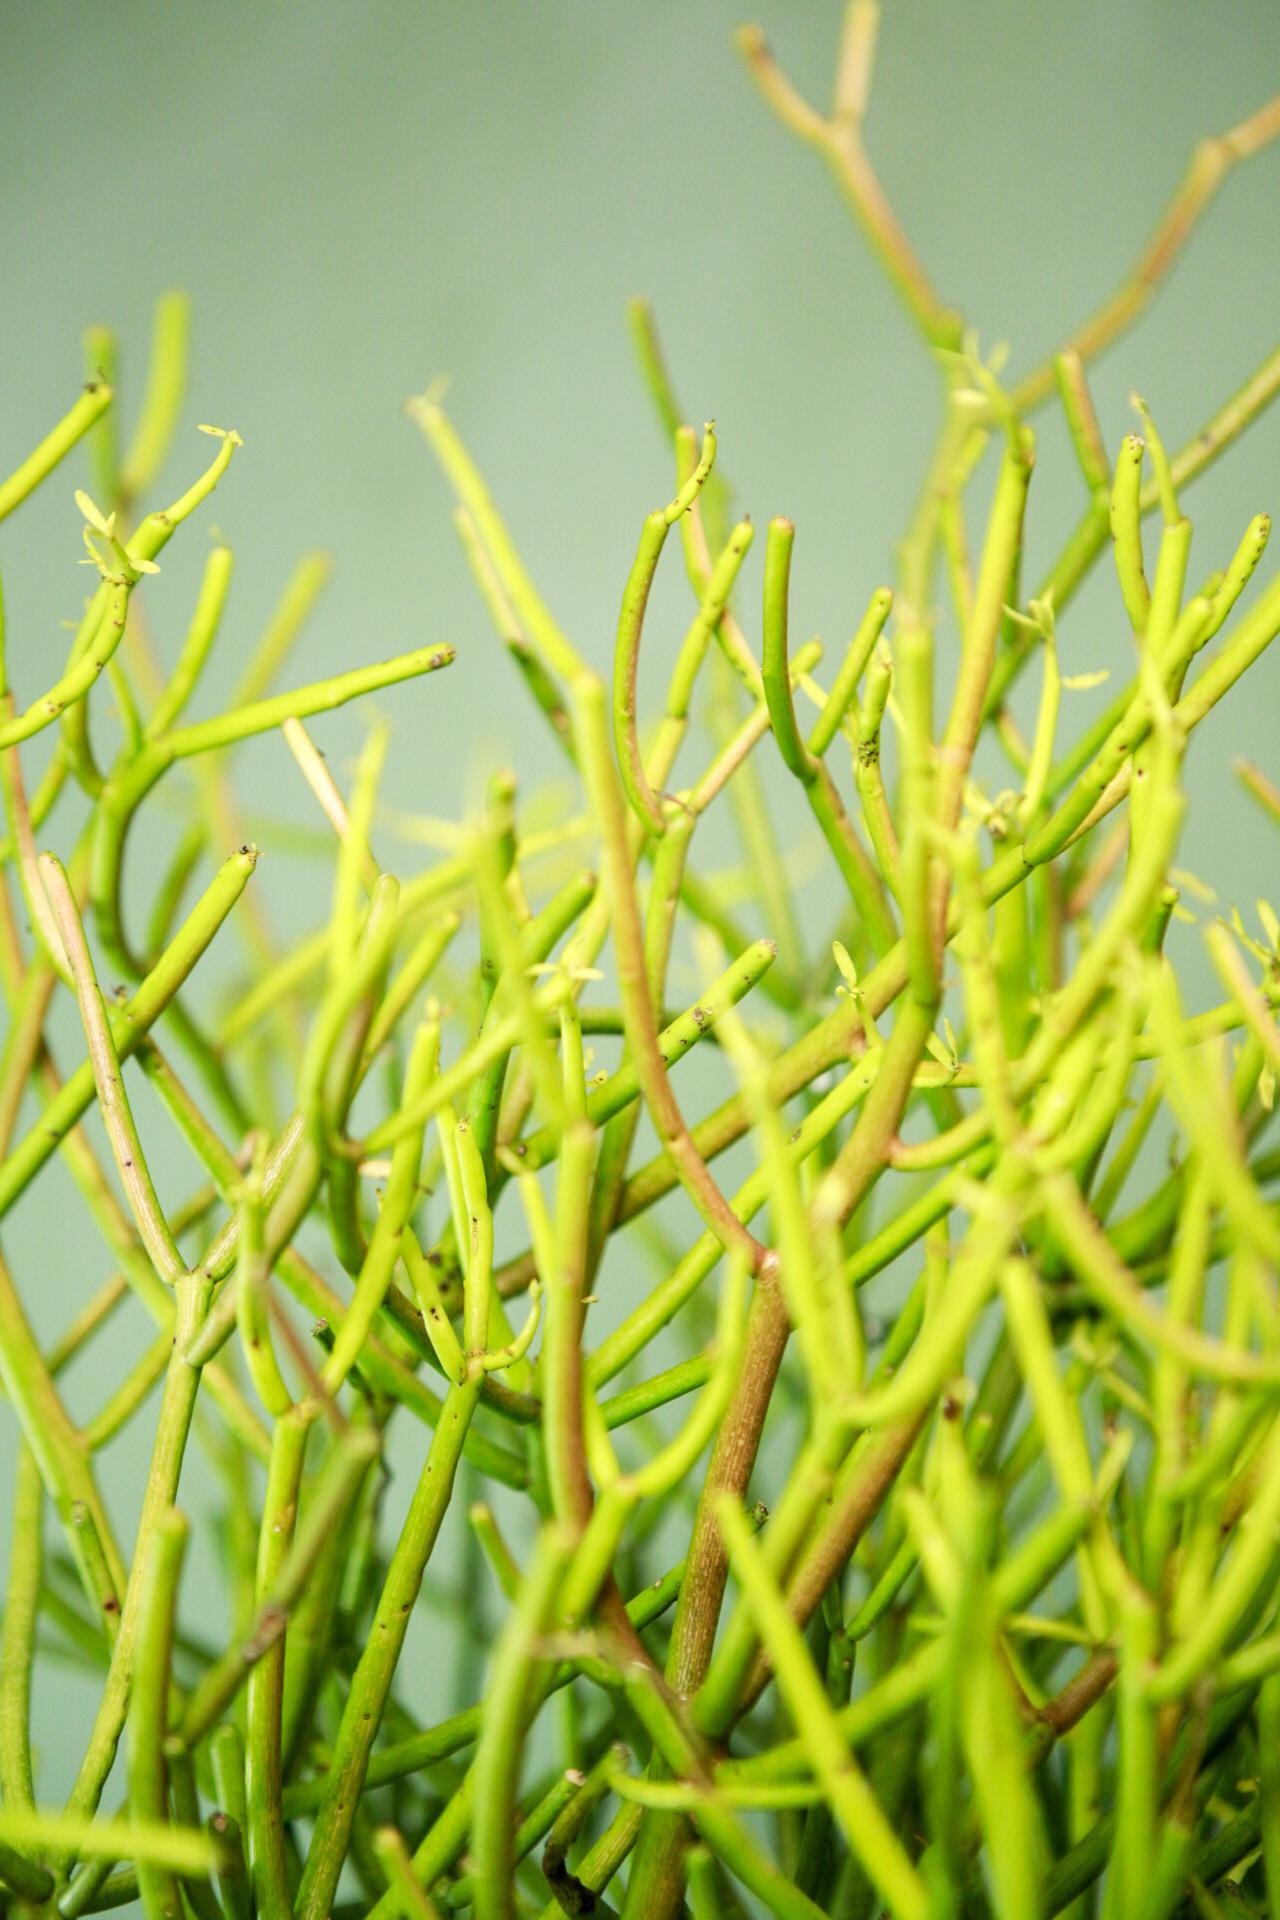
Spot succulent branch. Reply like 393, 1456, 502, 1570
2, 8, 1280, 1920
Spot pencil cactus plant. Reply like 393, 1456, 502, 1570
4, 6, 1280, 1918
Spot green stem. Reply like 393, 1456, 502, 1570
128, 1509, 189, 1920
0, 1443, 42, 1812
0, 380, 113, 523
292, 1380, 482, 1920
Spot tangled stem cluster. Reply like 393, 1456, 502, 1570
4, 8, 1280, 1919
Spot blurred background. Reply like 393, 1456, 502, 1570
2, 0, 1279, 1823
5, 0, 1280, 793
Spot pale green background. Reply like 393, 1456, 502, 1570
2, 0, 1279, 1828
